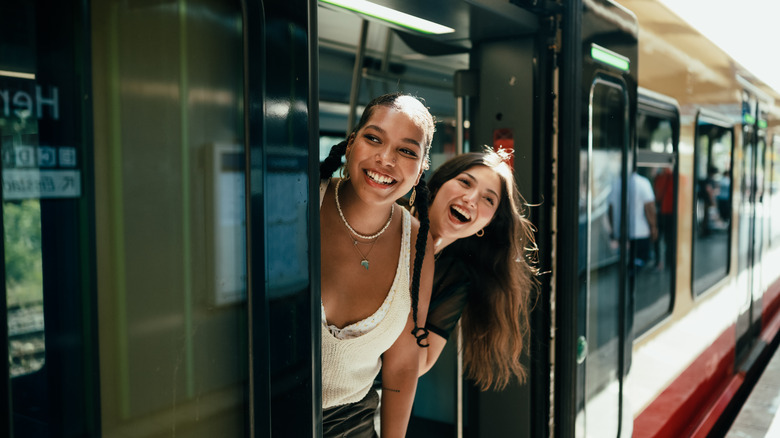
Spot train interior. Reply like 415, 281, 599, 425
317, 1, 549, 435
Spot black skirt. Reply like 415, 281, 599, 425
322, 389, 379, 438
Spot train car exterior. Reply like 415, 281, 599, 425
2, 0, 780, 437
617, 1, 780, 436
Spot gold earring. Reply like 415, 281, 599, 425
341, 155, 350, 180
409, 187, 416, 206
476, 229, 484, 237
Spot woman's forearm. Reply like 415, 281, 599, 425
381, 316, 425, 437
380, 366, 418, 438
418, 332, 447, 376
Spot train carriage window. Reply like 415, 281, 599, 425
2, 105, 46, 377
692, 113, 733, 296
771, 135, 780, 248
633, 97, 678, 336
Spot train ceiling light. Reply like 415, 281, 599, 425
320, 0, 455, 34
591, 44, 630, 72
0, 70, 35, 80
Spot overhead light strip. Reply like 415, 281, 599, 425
0, 70, 35, 80
591, 44, 629, 72
320, 0, 454, 34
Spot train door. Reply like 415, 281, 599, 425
735, 92, 769, 359
766, 134, 780, 296
769, 134, 780, 260
570, 3, 637, 437
752, 108, 769, 328
3, 0, 320, 437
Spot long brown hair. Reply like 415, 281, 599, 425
428, 149, 539, 390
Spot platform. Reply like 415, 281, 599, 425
726, 342, 780, 437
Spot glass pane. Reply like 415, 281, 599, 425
692, 122, 732, 295
4, 0, 98, 433
2, 92, 46, 378
91, 1, 249, 435
3, 199, 45, 377
771, 137, 780, 247
634, 115, 675, 334
1, 1, 47, 379
577, 79, 626, 438
754, 136, 766, 309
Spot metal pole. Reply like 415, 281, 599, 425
456, 321, 464, 438
347, 20, 369, 135
456, 97, 464, 155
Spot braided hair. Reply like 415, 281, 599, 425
319, 140, 348, 178
408, 179, 430, 347
320, 93, 435, 348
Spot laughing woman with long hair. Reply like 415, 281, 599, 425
417, 149, 538, 390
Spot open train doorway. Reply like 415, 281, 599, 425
317, 0, 555, 436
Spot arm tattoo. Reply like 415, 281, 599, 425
382, 387, 401, 393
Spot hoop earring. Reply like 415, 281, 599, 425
409, 187, 416, 206
476, 229, 484, 237
342, 141, 352, 180
341, 155, 350, 181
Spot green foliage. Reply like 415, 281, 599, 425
3, 200, 43, 306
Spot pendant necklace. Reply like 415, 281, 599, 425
335, 179, 394, 270
348, 232, 379, 270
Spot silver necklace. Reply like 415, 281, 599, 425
334, 179, 394, 241
348, 233, 378, 270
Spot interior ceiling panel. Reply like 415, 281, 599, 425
318, 0, 540, 54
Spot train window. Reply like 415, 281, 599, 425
771, 135, 780, 248
692, 113, 733, 296
634, 103, 678, 336
3, 198, 46, 377
3, 0, 104, 433
2, 83, 47, 376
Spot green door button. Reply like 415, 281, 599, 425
576, 336, 588, 364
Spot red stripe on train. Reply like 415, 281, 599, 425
764, 283, 780, 336
634, 279, 780, 438
633, 326, 735, 438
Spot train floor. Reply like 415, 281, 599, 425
726, 338, 780, 438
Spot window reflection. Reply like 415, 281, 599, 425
4, 199, 45, 376
770, 136, 780, 247
1, 87, 46, 377
91, 1, 249, 435
692, 118, 733, 295
576, 79, 626, 438
634, 111, 676, 335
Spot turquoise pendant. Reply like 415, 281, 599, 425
361, 259, 369, 270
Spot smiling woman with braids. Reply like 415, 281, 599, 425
318, 93, 435, 438
415, 149, 539, 391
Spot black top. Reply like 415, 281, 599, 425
425, 251, 472, 340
